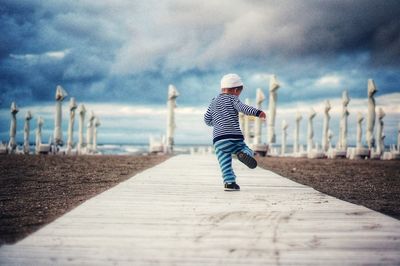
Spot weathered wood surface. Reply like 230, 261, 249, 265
1, 155, 399, 265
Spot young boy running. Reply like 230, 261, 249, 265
204, 73, 266, 191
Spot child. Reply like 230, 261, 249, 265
204, 73, 266, 191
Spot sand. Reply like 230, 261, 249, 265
0, 154, 169, 245
1, 154, 399, 246
257, 157, 400, 220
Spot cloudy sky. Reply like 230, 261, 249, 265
0, 0, 399, 145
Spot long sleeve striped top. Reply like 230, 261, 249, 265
204, 93, 262, 144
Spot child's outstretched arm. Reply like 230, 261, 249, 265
233, 98, 266, 119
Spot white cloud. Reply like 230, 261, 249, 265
45, 50, 70, 59
9, 54, 35, 60
249, 73, 274, 84
9, 49, 70, 60
314, 74, 342, 88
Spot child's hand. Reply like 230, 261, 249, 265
259, 111, 266, 120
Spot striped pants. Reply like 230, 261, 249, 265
214, 139, 254, 183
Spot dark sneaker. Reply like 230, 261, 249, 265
236, 151, 257, 169
224, 182, 240, 191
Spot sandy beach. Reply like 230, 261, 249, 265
257, 157, 400, 220
0, 154, 169, 245
1, 154, 399, 246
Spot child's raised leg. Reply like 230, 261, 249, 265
236, 143, 257, 169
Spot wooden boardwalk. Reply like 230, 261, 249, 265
1, 155, 399, 265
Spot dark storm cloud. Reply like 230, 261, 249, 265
292, 1, 400, 65
0, 0, 399, 109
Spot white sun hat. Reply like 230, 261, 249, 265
220, 73, 244, 89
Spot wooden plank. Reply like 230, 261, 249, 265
0, 154, 399, 265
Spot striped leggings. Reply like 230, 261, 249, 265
214, 139, 254, 183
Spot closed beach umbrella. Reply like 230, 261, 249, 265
322, 100, 331, 152
366, 79, 377, 149
376, 108, 385, 155
254, 88, 265, 145
307, 108, 316, 153
67, 97, 78, 154
294, 111, 302, 154
93, 117, 101, 152
35, 116, 44, 154
166, 84, 179, 153
339, 90, 350, 150
243, 98, 251, 143
86, 111, 95, 151
23, 111, 33, 154
8, 102, 19, 153
281, 120, 288, 155
78, 104, 86, 154
54, 85, 68, 146
398, 123, 400, 151
267, 75, 280, 144
328, 129, 333, 150
356, 112, 364, 149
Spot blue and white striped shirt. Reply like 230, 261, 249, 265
204, 93, 262, 143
